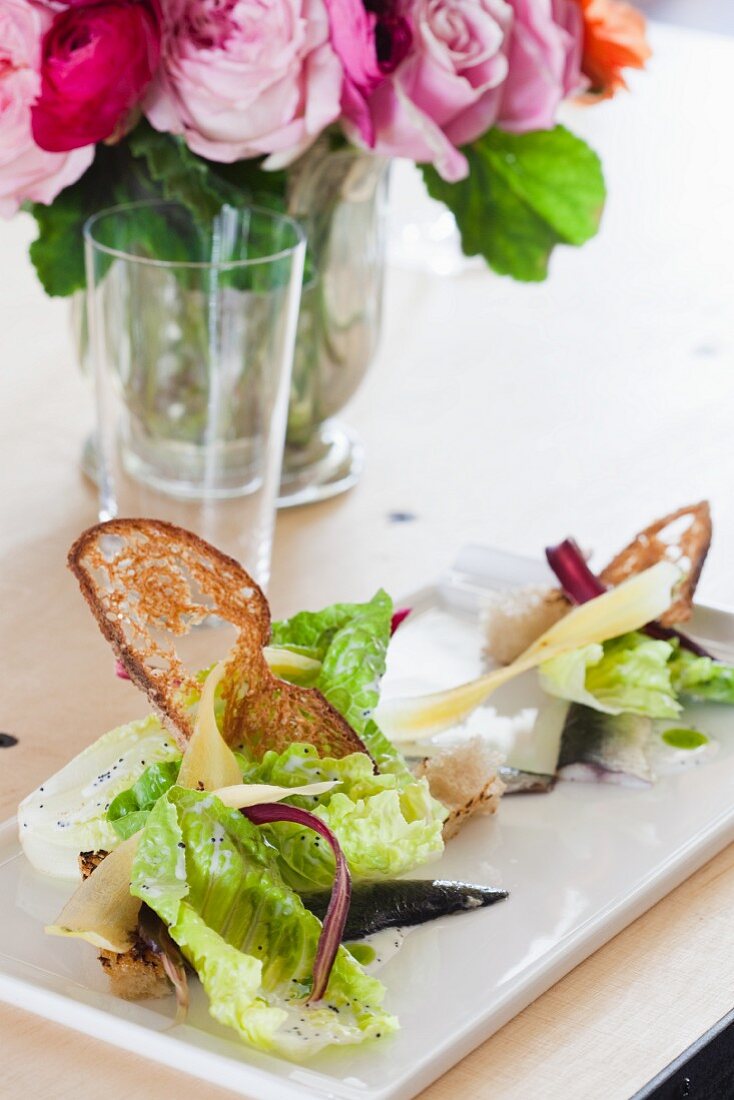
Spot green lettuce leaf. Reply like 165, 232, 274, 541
271, 591, 407, 775
107, 742, 444, 887
239, 744, 445, 889
539, 632, 681, 718
670, 650, 734, 704
421, 125, 605, 282
108, 760, 182, 839
131, 787, 397, 1057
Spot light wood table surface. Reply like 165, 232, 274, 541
3, 20, 734, 1100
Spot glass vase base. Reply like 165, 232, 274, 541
81, 421, 364, 512
277, 421, 364, 509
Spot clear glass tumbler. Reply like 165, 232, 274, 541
85, 200, 305, 587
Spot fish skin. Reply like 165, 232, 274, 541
557, 703, 653, 787
301, 880, 508, 940
499, 767, 557, 794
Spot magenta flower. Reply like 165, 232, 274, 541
31, 0, 161, 153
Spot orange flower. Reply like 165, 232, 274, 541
576, 0, 651, 100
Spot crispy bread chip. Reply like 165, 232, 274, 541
600, 501, 711, 625
415, 739, 505, 840
68, 519, 368, 759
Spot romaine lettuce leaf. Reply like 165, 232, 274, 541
539, 631, 680, 718
271, 591, 406, 775
239, 744, 445, 889
108, 760, 182, 839
109, 743, 445, 886
131, 787, 397, 1057
670, 650, 734, 704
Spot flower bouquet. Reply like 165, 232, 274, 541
2, 0, 650, 288
1, 0, 650, 501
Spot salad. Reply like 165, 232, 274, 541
18, 518, 502, 1059
19, 504, 731, 1060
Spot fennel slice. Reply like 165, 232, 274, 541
45, 833, 141, 953
263, 646, 322, 684
376, 561, 682, 741
213, 781, 338, 808
177, 662, 242, 791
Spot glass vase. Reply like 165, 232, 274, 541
280, 147, 389, 506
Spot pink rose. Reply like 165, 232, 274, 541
325, 0, 411, 146
374, 0, 514, 179
334, 0, 514, 181
336, 0, 584, 182
0, 0, 93, 217
32, 0, 161, 153
499, 0, 584, 132
145, 0, 343, 167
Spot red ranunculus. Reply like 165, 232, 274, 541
32, 0, 161, 153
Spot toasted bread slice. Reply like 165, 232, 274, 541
79, 850, 170, 1000
415, 738, 505, 840
68, 519, 368, 760
600, 501, 711, 625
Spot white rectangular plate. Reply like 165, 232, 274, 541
3, 545, 734, 1100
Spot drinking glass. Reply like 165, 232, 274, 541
85, 200, 305, 587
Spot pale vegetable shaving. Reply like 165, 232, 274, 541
46, 834, 141, 952
213, 781, 338, 808
263, 645, 322, 684
177, 662, 242, 791
376, 561, 681, 741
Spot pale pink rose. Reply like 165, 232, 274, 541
145, 0, 343, 167
0, 0, 94, 218
368, 0, 514, 181
337, 0, 584, 182
499, 0, 584, 132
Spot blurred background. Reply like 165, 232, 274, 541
642, 0, 734, 35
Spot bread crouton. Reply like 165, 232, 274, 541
79, 849, 170, 1001
415, 738, 505, 839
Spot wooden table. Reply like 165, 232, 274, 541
3, 21, 734, 1100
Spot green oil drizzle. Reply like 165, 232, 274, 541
662, 727, 709, 751
346, 943, 376, 965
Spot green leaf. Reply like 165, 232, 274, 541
127, 122, 238, 223
422, 125, 606, 282
540, 631, 681, 718
26, 124, 290, 298
108, 759, 181, 838
271, 591, 408, 774
128, 121, 288, 219
27, 144, 156, 297
670, 649, 734, 704
239, 743, 445, 889
131, 786, 396, 1056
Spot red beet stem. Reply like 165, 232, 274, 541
243, 802, 351, 1002
545, 538, 713, 659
